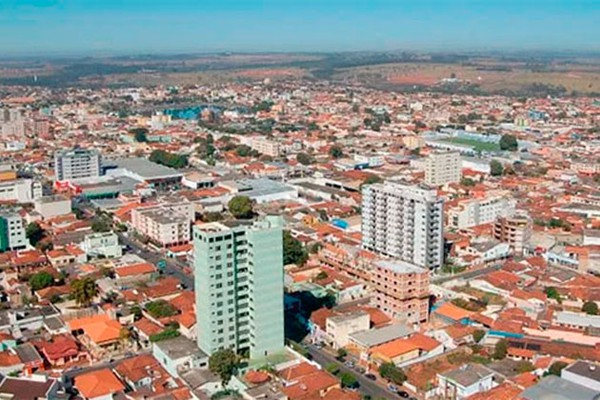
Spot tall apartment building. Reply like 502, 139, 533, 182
493, 212, 532, 255
131, 203, 194, 247
362, 181, 444, 269
425, 151, 462, 186
0, 179, 42, 203
54, 148, 101, 182
0, 209, 27, 252
372, 260, 430, 324
448, 192, 516, 230
194, 216, 284, 359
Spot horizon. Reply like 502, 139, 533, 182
1, 0, 599, 57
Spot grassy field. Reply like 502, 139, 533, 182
439, 137, 500, 152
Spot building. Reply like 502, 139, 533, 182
425, 151, 461, 186
437, 364, 495, 399
362, 181, 444, 269
80, 232, 122, 259
105, 157, 183, 190
131, 203, 194, 247
372, 260, 430, 324
493, 211, 532, 255
325, 311, 370, 349
194, 216, 284, 360
54, 148, 101, 182
520, 375, 599, 400
0, 179, 42, 204
448, 192, 516, 230
250, 137, 281, 157
561, 361, 600, 392
34, 195, 71, 219
0, 209, 27, 252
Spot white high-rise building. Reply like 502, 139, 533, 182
362, 181, 444, 269
54, 148, 101, 182
448, 191, 516, 230
425, 151, 462, 186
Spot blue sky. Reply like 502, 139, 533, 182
1, 0, 598, 55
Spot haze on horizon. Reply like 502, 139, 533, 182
1, 0, 599, 57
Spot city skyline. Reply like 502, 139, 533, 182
1, 0, 599, 56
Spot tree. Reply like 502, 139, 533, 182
146, 300, 178, 318
340, 372, 359, 389
547, 361, 568, 376
493, 339, 508, 360
149, 149, 188, 169
296, 152, 314, 166
29, 271, 54, 291
336, 348, 348, 360
325, 363, 340, 375
515, 360, 535, 374
202, 212, 224, 223
361, 175, 382, 189
545, 287, 562, 303
91, 216, 112, 233
283, 230, 308, 266
582, 301, 598, 315
499, 134, 518, 151
130, 127, 148, 143
70, 277, 97, 307
209, 348, 239, 387
473, 329, 486, 343
26, 222, 44, 246
461, 177, 476, 187
329, 146, 344, 159
490, 160, 504, 176
228, 196, 253, 219
235, 145, 252, 157
379, 362, 407, 385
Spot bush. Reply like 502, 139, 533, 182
340, 372, 359, 389
149, 327, 180, 342
29, 271, 54, 291
146, 300, 178, 318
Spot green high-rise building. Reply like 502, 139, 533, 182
193, 215, 284, 360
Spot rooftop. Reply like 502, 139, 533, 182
520, 375, 600, 400
154, 336, 207, 360
350, 323, 413, 348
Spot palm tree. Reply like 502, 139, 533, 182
70, 277, 97, 307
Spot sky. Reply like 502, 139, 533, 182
0, 0, 599, 56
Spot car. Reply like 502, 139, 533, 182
314, 342, 324, 349
364, 373, 376, 381
387, 384, 398, 393
398, 391, 409, 398
344, 361, 355, 368
355, 366, 366, 374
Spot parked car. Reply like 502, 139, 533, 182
344, 361, 355, 368
398, 391, 409, 398
387, 384, 398, 393
364, 373, 376, 381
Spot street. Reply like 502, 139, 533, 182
63, 350, 151, 380
432, 263, 503, 284
306, 344, 397, 400
117, 232, 194, 289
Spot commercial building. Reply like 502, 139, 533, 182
0, 209, 27, 252
362, 180, 444, 269
425, 151, 461, 186
448, 192, 516, 230
54, 148, 102, 182
437, 364, 495, 400
0, 179, 42, 203
80, 232, 122, 259
493, 211, 532, 255
105, 158, 183, 190
372, 260, 430, 324
131, 203, 194, 248
194, 216, 284, 360
34, 195, 71, 220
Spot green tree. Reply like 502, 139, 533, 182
209, 348, 239, 387
473, 329, 486, 343
499, 134, 518, 151
490, 160, 504, 176
29, 271, 54, 291
361, 175, 382, 189
545, 287, 562, 303
228, 196, 253, 219
515, 360, 535, 373
202, 212, 224, 223
547, 361, 568, 376
493, 339, 508, 360
582, 301, 598, 315
70, 277, 98, 307
91, 216, 112, 233
378, 362, 407, 385
146, 300, 178, 318
26, 222, 44, 246
283, 230, 308, 266
336, 348, 348, 360
296, 152, 314, 166
325, 363, 340, 375
130, 127, 148, 143
340, 372, 359, 389
461, 177, 476, 187
329, 146, 344, 159
149, 149, 188, 169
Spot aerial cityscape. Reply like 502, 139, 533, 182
0, 1, 599, 400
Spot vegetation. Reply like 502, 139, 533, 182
460, 177, 476, 187
146, 300, 178, 318
26, 222, 44, 246
336, 348, 348, 360
379, 362, 407, 385
329, 145, 344, 159
325, 363, 340, 375
546, 361, 568, 376
149, 149, 188, 168
202, 212, 224, 222
209, 348, 239, 387
91, 212, 113, 233
499, 134, 518, 151
130, 127, 148, 142
490, 160, 504, 176
545, 287, 562, 303
515, 360, 535, 373
150, 326, 180, 342
235, 144, 260, 158
361, 175, 383, 188
493, 339, 508, 360
283, 230, 308, 266
582, 301, 598, 315
70, 277, 98, 307
296, 152, 315, 165
29, 271, 54, 291
472, 329, 486, 343
227, 195, 254, 219
340, 372, 359, 389
196, 133, 216, 163
451, 297, 485, 312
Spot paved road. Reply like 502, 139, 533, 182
432, 263, 503, 284
306, 344, 397, 400
117, 232, 194, 289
